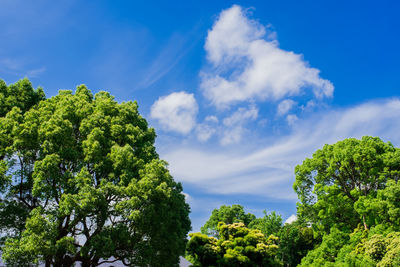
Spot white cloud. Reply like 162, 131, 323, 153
205, 115, 219, 123
277, 99, 296, 116
26, 67, 46, 78
223, 105, 258, 126
182, 192, 192, 202
221, 105, 258, 145
150, 91, 198, 134
163, 99, 400, 198
138, 32, 197, 88
220, 126, 244, 146
285, 214, 297, 224
195, 106, 259, 144
286, 114, 298, 126
196, 123, 216, 142
201, 5, 333, 108
195, 115, 219, 142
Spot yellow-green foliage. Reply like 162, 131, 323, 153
187, 222, 281, 266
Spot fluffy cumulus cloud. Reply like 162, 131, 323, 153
150, 91, 198, 134
163, 99, 400, 198
201, 5, 334, 108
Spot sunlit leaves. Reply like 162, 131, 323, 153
0, 80, 190, 266
294, 136, 400, 234
187, 222, 280, 266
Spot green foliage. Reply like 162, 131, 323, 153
355, 179, 400, 230
294, 136, 400, 234
201, 204, 256, 237
299, 227, 350, 266
188, 136, 400, 266
378, 232, 400, 266
187, 222, 281, 266
334, 230, 400, 267
278, 221, 316, 267
248, 210, 282, 237
293, 137, 400, 266
0, 78, 45, 117
0, 81, 191, 266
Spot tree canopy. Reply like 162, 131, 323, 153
0, 80, 191, 266
187, 136, 400, 266
4, 77, 400, 267
277, 220, 316, 267
248, 210, 282, 238
294, 136, 400, 266
0, 78, 45, 117
294, 136, 400, 234
187, 222, 281, 266
200, 204, 256, 237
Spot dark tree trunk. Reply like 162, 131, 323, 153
54, 255, 74, 267
81, 259, 92, 267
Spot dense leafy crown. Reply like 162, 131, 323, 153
0, 78, 45, 117
294, 136, 400, 266
294, 136, 400, 234
200, 204, 256, 237
187, 222, 281, 266
0, 81, 191, 266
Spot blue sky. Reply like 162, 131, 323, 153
1, 0, 400, 232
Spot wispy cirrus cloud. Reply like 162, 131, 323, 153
163, 99, 400, 198
0, 58, 46, 79
201, 5, 334, 109
139, 31, 200, 88
26, 67, 46, 78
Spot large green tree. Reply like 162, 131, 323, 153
200, 204, 256, 237
0, 81, 191, 266
294, 136, 400, 234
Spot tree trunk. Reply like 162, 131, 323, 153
54, 255, 74, 267
81, 259, 92, 267
363, 214, 369, 230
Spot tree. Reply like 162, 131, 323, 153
248, 210, 282, 237
0, 78, 45, 117
298, 227, 350, 266
0, 82, 191, 266
335, 229, 400, 266
277, 221, 316, 267
187, 222, 281, 266
294, 136, 400, 234
355, 179, 400, 230
201, 204, 256, 237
